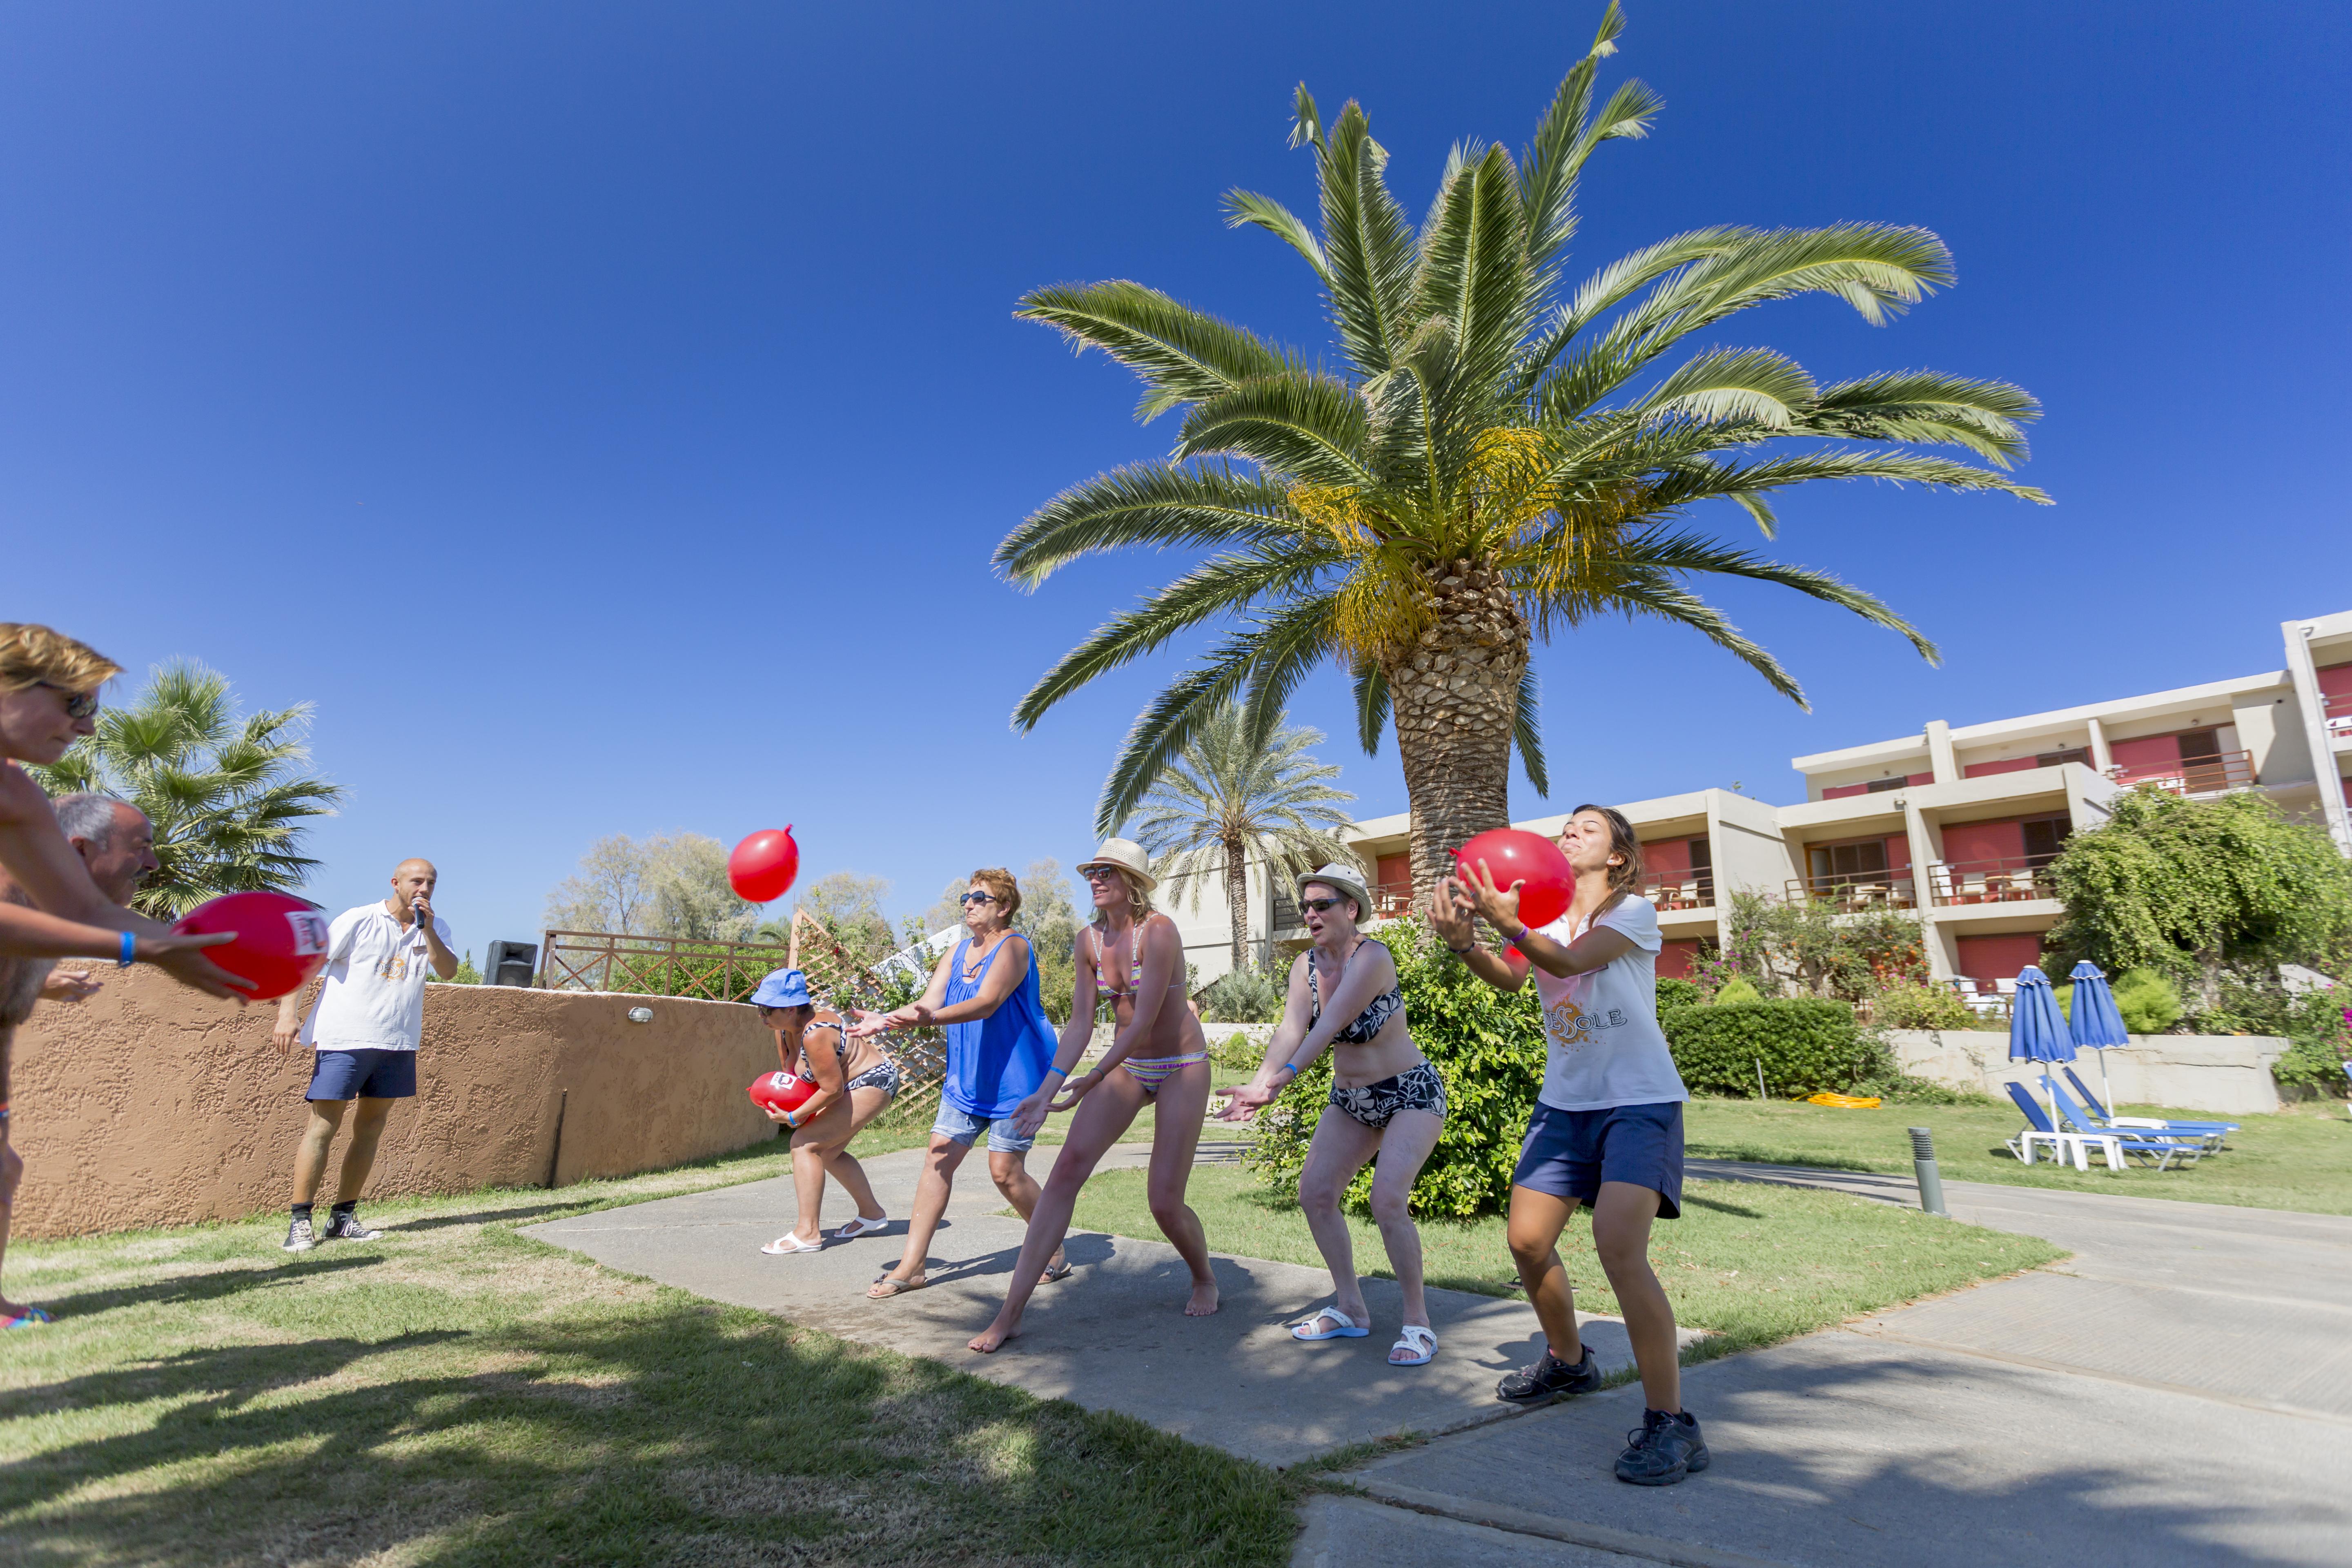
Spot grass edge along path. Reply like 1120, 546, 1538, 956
1068, 1164, 2065, 1365
0, 1155, 1293, 1567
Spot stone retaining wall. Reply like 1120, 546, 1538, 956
1886, 1029, 2287, 1115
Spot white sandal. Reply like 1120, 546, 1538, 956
760, 1231, 824, 1255
1291, 1306, 1369, 1341
1389, 1325, 1437, 1366
833, 1214, 889, 1240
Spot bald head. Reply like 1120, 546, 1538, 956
389, 860, 439, 920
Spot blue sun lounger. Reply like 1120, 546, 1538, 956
2060, 1067, 2237, 1143
2042, 1077, 2226, 1153
2005, 1082, 2205, 1172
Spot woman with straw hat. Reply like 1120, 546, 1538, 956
1221, 863, 1448, 1367
967, 838, 1218, 1353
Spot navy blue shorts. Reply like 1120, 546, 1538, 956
1511, 1100, 1684, 1219
306, 1048, 417, 1101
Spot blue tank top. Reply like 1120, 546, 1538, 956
941, 933, 1058, 1120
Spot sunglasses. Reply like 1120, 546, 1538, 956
1301, 896, 1349, 913
1082, 867, 1122, 883
35, 682, 100, 720
960, 891, 997, 905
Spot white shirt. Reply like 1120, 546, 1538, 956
1527, 895, 1689, 1111
300, 902, 451, 1053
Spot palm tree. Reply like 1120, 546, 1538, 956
32, 661, 343, 919
997, 3, 2047, 892
1129, 707, 1357, 973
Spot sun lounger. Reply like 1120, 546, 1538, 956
2042, 1076, 2226, 1153
2060, 1067, 2236, 1144
2004, 1082, 2203, 1172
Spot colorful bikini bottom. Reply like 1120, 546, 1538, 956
1122, 1049, 1209, 1095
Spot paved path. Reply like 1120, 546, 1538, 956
1308, 1162, 2352, 1568
521, 1141, 1696, 1467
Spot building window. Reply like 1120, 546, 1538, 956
2034, 746, 2090, 768
1809, 840, 1888, 889
1864, 777, 1905, 793
2021, 816, 2071, 866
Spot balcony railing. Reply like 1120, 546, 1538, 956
2110, 749, 2255, 795
1927, 856, 2058, 907
1786, 875, 1918, 912
2324, 690, 2352, 737
1949, 976, 2015, 1019
1644, 873, 1715, 911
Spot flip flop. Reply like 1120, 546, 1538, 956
1290, 1306, 1368, 1341
761, 1232, 825, 1255
833, 1214, 890, 1240
869, 1271, 927, 1298
1040, 1258, 1075, 1283
1389, 1325, 1437, 1366
2, 1308, 52, 1330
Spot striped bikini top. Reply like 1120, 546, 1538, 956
1308, 938, 1403, 1045
1088, 917, 1183, 999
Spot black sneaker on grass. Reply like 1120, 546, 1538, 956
282, 1216, 318, 1253
1615, 1408, 1709, 1486
322, 1209, 382, 1242
1495, 1345, 1601, 1408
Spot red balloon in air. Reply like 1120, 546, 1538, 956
1452, 829, 1576, 931
728, 826, 800, 904
173, 890, 334, 1002
748, 1070, 818, 1118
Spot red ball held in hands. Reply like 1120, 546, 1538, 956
748, 1070, 818, 1118
728, 826, 800, 904
1452, 828, 1575, 931
172, 890, 334, 1001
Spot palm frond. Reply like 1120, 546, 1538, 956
1512, 662, 1549, 795
1174, 373, 1375, 484
995, 462, 1301, 586
1016, 281, 1292, 424
1412, 142, 1534, 411
1350, 660, 1390, 756
1800, 371, 2040, 468
1317, 102, 1417, 376
1223, 189, 1330, 283
1635, 347, 1817, 429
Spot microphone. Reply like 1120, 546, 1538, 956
412, 898, 429, 932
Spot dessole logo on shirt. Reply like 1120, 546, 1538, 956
1544, 1000, 1629, 1052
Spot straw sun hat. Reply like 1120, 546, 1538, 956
1078, 838, 1158, 892
1295, 863, 1374, 922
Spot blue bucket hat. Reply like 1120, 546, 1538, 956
750, 968, 812, 1009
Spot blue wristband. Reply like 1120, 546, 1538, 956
1044, 1065, 1069, 1078
118, 930, 136, 969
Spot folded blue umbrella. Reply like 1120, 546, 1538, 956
2009, 964, 2075, 1130
2067, 960, 2132, 1110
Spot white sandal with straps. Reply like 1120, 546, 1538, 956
1389, 1325, 1437, 1366
833, 1214, 889, 1240
1291, 1306, 1370, 1341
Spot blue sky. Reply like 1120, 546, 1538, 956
6, 2, 2347, 953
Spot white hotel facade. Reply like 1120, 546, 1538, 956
1160, 609, 2352, 991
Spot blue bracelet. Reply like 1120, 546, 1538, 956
118, 930, 136, 969
1044, 1064, 1069, 1078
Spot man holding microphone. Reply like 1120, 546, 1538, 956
272, 858, 456, 1252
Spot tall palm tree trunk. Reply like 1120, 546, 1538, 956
1223, 836, 1252, 975
1385, 562, 1530, 896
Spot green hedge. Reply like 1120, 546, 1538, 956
1661, 999, 1869, 1096
1243, 916, 1545, 1220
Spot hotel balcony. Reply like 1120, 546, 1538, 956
1644, 872, 1715, 913
1785, 873, 1919, 913
1926, 856, 2058, 907
2109, 749, 2255, 796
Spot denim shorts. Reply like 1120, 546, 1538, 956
1511, 1100, 1684, 1219
932, 1101, 1037, 1154
307, 1048, 417, 1102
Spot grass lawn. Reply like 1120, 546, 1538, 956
0, 1145, 1292, 1566
1067, 1164, 2061, 1363
1681, 1096, 2352, 1215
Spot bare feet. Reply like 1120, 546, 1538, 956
1184, 1278, 1220, 1317
969, 1316, 1020, 1354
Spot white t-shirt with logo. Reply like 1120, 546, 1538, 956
1527, 895, 1689, 1111
299, 903, 451, 1053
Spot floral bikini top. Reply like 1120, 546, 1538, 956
1307, 938, 1403, 1045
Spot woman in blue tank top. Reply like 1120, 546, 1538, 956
853, 868, 1067, 1297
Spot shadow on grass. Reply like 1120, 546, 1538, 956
22, 1252, 383, 1321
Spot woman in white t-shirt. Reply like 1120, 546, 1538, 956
1431, 804, 1709, 1489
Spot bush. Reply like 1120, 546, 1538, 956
2113, 969, 2184, 1034
1211, 1031, 1267, 1073
1656, 977, 1703, 1011
1243, 917, 1546, 1219
1711, 976, 1762, 1006
1199, 964, 1286, 1024
2187, 969, 2348, 1094
1873, 982, 1976, 1032
1663, 999, 1870, 1098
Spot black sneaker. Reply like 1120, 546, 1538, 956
322, 1209, 383, 1242
282, 1216, 318, 1253
1495, 1345, 1602, 1408
1615, 1408, 1709, 1486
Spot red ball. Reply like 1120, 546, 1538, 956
728, 827, 800, 904
747, 1070, 818, 1117
1452, 829, 1575, 931
173, 890, 333, 1002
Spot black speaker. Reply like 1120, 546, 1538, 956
487, 940, 539, 988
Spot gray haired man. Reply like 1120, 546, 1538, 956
1, 793, 158, 1327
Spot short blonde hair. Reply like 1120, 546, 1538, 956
1089, 867, 1154, 925
970, 866, 1021, 920
0, 624, 120, 696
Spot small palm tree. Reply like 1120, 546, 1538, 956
33, 661, 343, 918
998, 3, 2047, 892
1129, 707, 1357, 974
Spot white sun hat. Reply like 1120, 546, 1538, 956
1078, 837, 1158, 893
1295, 863, 1374, 921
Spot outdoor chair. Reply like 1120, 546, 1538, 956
2004, 1082, 2203, 1172
2060, 1067, 2237, 1144
2041, 1077, 2226, 1153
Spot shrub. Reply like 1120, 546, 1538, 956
1663, 999, 1870, 1098
1873, 981, 1975, 1032
1199, 964, 1286, 1023
1211, 1031, 1267, 1073
2113, 969, 2183, 1035
1655, 976, 1703, 1011
1243, 917, 1546, 1219
1711, 976, 1762, 1006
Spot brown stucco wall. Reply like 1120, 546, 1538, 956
7, 967, 783, 1239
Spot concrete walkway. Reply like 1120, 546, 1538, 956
1306, 1162, 2352, 1568
522, 1140, 1695, 1467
